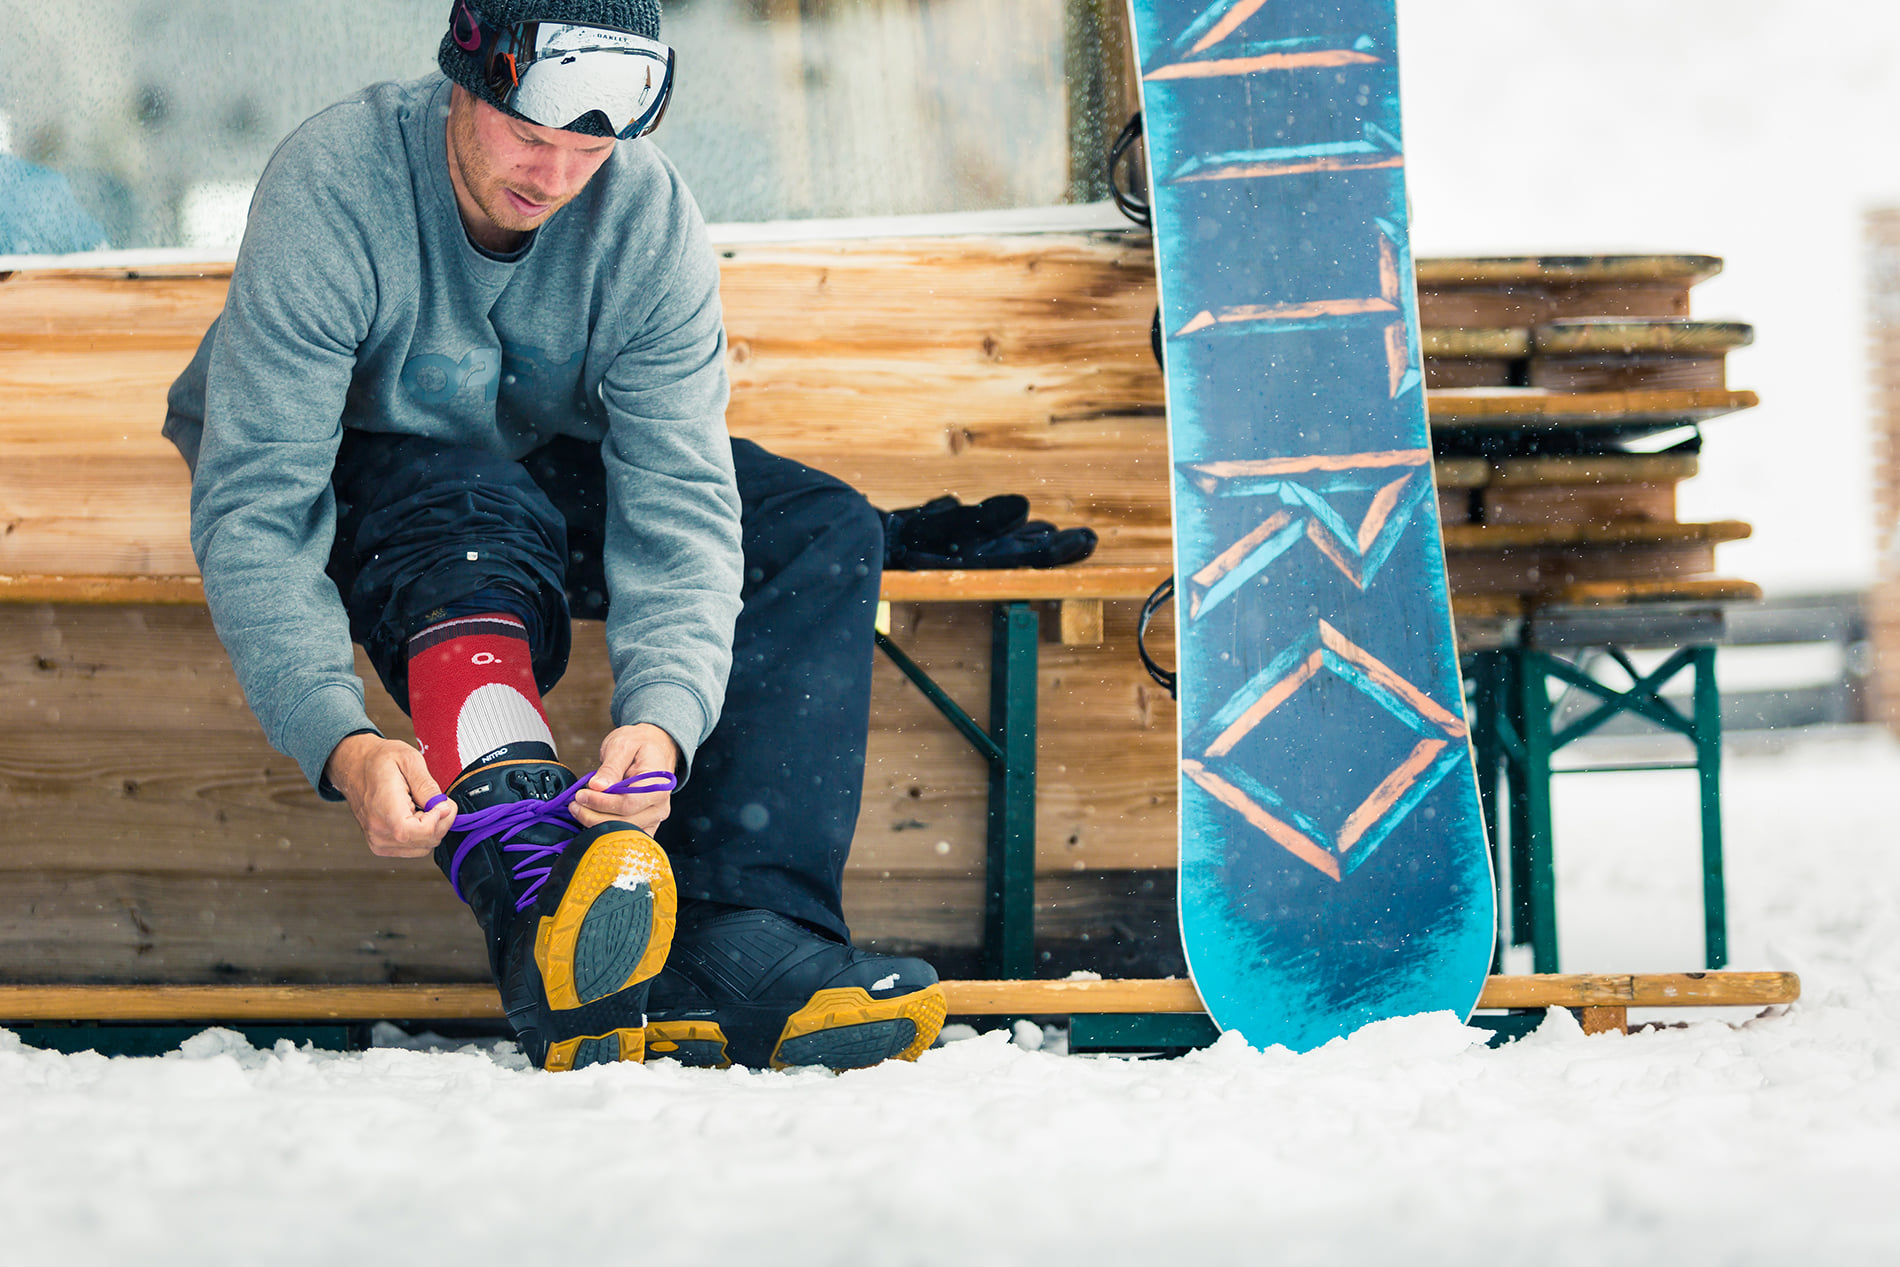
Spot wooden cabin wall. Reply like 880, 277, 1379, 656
0, 234, 1177, 983
0, 600, 1176, 983
0, 234, 1168, 576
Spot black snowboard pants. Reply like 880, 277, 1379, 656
325, 430, 880, 942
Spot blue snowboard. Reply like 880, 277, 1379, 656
1126, 0, 1496, 1049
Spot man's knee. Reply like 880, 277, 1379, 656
811, 482, 884, 573
329, 433, 574, 707
735, 445, 884, 582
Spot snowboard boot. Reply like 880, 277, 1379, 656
433, 742, 676, 1071
644, 902, 945, 1070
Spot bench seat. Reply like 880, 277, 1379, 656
0, 971, 1803, 1040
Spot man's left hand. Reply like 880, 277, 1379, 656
571, 722, 679, 834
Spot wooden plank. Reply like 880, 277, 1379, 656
0, 568, 1172, 607
1445, 545, 1719, 596
1423, 328, 1530, 358
0, 971, 1799, 1022
1491, 455, 1699, 485
1479, 483, 1678, 527
1433, 458, 1493, 488
1058, 598, 1106, 645
1424, 357, 1512, 390
1437, 486, 1475, 525
0, 269, 230, 352
1427, 388, 1758, 427
1449, 593, 1528, 621
1413, 256, 1724, 287
943, 978, 1204, 1014
1477, 972, 1800, 1009
1528, 356, 1727, 393
880, 566, 1169, 602
0, 454, 195, 574
0, 871, 487, 984
1426, 320, 1751, 362
1418, 285, 1692, 330
1556, 578, 1764, 606
0, 984, 506, 1022
1441, 520, 1752, 551
0, 574, 204, 604
1532, 319, 1753, 355
1579, 1006, 1629, 1035
845, 870, 1181, 954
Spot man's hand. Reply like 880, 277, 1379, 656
572, 722, 678, 834
324, 732, 456, 858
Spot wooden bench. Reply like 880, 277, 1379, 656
0, 972, 1803, 1050
0, 237, 1765, 1007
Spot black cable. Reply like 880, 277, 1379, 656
1138, 575, 1177, 699
1108, 111, 1150, 228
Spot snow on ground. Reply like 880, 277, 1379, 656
4, 727, 1900, 1264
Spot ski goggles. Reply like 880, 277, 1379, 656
452, 2, 676, 140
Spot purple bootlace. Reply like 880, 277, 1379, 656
425, 770, 677, 911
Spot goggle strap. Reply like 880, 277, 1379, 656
452, 0, 482, 52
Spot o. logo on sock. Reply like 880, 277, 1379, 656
471, 652, 499, 665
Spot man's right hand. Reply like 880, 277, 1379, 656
323, 732, 456, 858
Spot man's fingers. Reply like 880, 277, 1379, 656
571, 789, 671, 834
362, 751, 454, 856
396, 745, 446, 809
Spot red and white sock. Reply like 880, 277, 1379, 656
406, 613, 555, 788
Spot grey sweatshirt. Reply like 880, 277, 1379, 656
164, 75, 743, 795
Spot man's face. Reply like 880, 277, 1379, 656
445, 86, 616, 251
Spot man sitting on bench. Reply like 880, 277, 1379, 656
160, 0, 944, 1071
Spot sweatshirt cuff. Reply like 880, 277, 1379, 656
282, 683, 381, 800
615, 681, 712, 780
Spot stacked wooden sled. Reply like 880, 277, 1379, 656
1417, 254, 1761, 643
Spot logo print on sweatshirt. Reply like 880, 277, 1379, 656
400, 342, 582, 407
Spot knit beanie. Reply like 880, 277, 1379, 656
439, 0, 664, 136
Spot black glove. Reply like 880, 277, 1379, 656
879, 495, 1099, 570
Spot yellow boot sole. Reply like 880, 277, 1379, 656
534, 826, 676, 1014
770, 983, 948, 1070
544, 1027, 646, 1071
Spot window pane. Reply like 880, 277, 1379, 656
0, 0, 1083, 253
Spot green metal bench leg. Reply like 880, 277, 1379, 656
986, 602, 1039, 978
1515, 650, 1560, 973
1465, 651, 1508, 972
871, 610, 1037, 979
1693, 647, 1728, 969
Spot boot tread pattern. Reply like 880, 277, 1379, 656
537, 829, 677, 1012
574, 884, 652, 1003
771, 983, 948, 1070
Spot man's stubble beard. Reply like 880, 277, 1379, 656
448, 106, 569, 236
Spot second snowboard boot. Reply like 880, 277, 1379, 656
644, 902, 945, 1070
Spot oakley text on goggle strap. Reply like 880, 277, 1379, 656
452, 2, 676, 140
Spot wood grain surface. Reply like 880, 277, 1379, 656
0, 971, 1799, 1021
